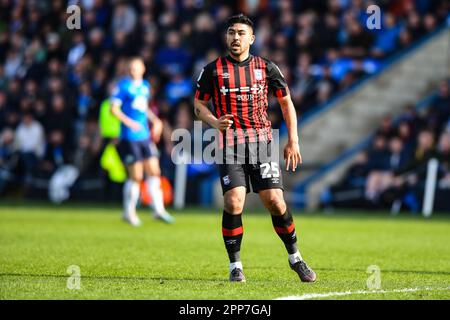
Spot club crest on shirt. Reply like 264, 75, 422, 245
254, 69, 263, 80
223, 175, 231, 185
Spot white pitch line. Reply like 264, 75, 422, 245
275, 287, 450, 300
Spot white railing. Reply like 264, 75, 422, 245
422, 158, 439, 218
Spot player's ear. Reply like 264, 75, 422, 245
250, 34, 255, 45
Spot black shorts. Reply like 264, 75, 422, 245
218, 141, 284, 194
117, 139, 159, 166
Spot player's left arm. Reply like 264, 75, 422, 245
267, 60, 302, 171
278, 94, 302, 172
147, 107, 163, 143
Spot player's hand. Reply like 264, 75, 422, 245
151, 118, 163, 143
215, 114, 234, 131
128, 120, 142, 132
284, 140, 302, 172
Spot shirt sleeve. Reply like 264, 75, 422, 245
194, 64, 213, 101
110, 80, 127, 106
145, 80, 152, 100
267, 61, 290, 98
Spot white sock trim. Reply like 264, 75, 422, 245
229, 261, 243, 272
123, 180, 140, 217
288, 251, 303, 265
146, 176, 165, 214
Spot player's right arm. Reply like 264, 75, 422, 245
193, 64, 233, 131
110, 101, 141, 132
194, 99, 233, 131
110, 81, 141, 132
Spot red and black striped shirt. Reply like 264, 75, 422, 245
195, 55, 289, 146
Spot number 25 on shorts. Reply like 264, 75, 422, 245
260, 162, 279, 179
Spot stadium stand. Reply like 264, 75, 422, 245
0, 0, 449, 207
319, 79, 450, 212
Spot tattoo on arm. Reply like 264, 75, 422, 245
195, 107, 201, 117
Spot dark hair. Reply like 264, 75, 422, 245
22, 112, 34, 119
226, 14, 254, 31
128, 56, 144, 64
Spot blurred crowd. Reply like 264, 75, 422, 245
0, 0, 448, 197
321, 79, 450, 212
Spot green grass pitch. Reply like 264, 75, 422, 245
0, 202, 449, 300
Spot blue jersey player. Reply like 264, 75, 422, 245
111, 57, 174, 226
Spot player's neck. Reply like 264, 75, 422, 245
228, 51, 250, 62
131, 77, 143, 84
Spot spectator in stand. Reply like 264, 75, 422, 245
73, 132, 100, 177
430, 80, 450, 129
365, 136, 409, 202
398, 104, 425, 131
86, 28, 107, 65
0, 128, 17, 194
14, 113, 45, 183
67, 32, 87, 67
291, 53, 318, 112
398, 28, 413, 50
189, 12, 218, 58
0, 90, 9, 129
405, 10, 424, 41
392, 130, 438, 189
376, 115, 396, 139
111, 2, 137, 36
0, 128, 15, 166
397, 120, 416, 158
423, 13, 438, 34
372, 13, 401, 57
377, 129, 438, 212
341, 17, 373, 59
44, 94, 73, 137
37, 130, 69, 176
164, 71, 193, 107
75, 81, 95, 139
437, 132, 450, 183
409, 127, 435, 159
155, 31, 191, 77
367, 134, 389, 172
320, 150, 369, 209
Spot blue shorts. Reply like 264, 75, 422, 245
117, 139, 159, 166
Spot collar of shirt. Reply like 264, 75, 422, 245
226, 54, 253, 66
